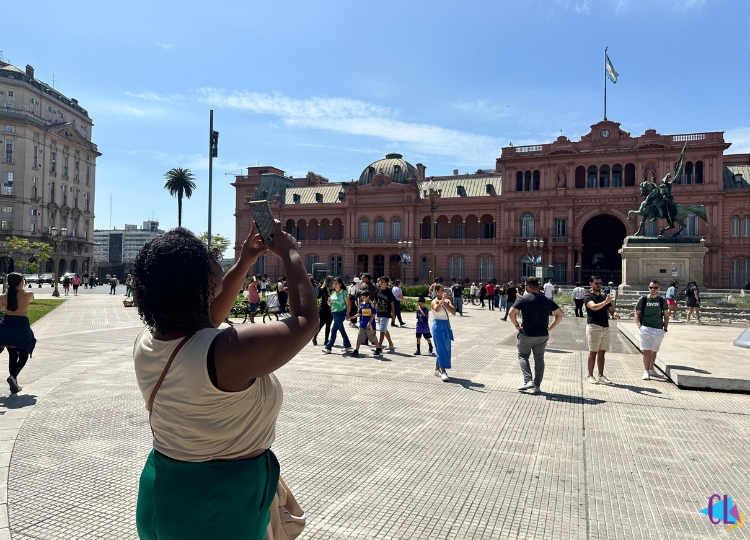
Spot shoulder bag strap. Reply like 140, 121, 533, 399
147, 335, 191, 414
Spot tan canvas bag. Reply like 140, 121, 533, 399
265, 476, 306, 540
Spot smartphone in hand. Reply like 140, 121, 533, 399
248, 201, 275, 243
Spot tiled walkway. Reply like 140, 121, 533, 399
1, 292, 748, 539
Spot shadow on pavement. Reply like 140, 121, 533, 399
665, 365, 711, 374
546, 349, 573, 354
445, 377, 486, 392
613, 384, 672, 399
0, 393, 37, 409
543, 393, 605, 405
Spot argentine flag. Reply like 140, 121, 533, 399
606, 53, 618, 84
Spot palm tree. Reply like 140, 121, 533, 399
163, 168, 196, 227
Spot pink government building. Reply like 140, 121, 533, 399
233, 119, 750, 288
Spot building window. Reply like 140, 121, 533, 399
524, 170, 531, 191
599, 165, 610, 188
84, 220, 89, 239
482, 220, 495, 239
533, 170, 540, 191
4, 125, 13, 133
6, 91, 13, 98
1, 206, 13, 215
743, 216, 750, 237
254, 255, 266, 276
587, 166, 597, 188
455, 222, 464, 239
50, 181, 55, 203
356, 254, 368, 274
391, 218, 402, 239
375, 218, 385, 239
63, 156, 68, 177
306, 255, 319, 273
86, 165, 90, 185
85, 193, 89, 212
74, 161, 79, 180
0, 221, 11, 231
520, 213, 534, 237
449, 256, 464, 279
4, 139, 12, 163
30, 223, 36, 233
33, 145, 39, 168
684, 162, 693, 184
516, 171, 523, 192
553, 262, 567, 283
477, 256, 494, 280
62, 185, 67, 207
730, 259, 740, 286
318, 224, 326, 240
359, 219, 369, 239
554, 218, 567, 237
51, 152, 57, 173
2, 172, 12, 196
374, 254, 385, 277
731, 216, 741, 237
684, 213, 698, 236
420, 256, 429, 279
695, 161, 703, 184
611, 164, 622, 187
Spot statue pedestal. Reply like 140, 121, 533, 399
618, 237, 708, 291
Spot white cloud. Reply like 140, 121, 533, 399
198, 89, 504, 165
726, 127, 750, 154
553, 0, 591, 13
147, 150, 243, 173
453, 100, 514, 119
124, 91, 184, 103
157, 42, 175, 50
100, 103, 159, 117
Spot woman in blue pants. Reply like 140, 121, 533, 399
323, 277, 352, 354
431, 284, 456, 381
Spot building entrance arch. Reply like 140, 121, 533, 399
581, 214, 627, 285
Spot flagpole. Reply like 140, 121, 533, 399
604, 46, 608, 120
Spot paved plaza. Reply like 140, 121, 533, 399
0, 288, 748, 539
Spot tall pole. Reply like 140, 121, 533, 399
430, 207, 436, 285
208, 109, 213, 247
604, 46, 608, 120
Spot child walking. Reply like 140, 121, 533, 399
351, 291, 376, 357
414, 297, 434, 356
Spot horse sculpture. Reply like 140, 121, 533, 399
626, 143, 708, 236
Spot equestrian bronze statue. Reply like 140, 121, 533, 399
627, 143, 708, 237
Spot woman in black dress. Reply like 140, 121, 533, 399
0, 273, 37, 394
312, 276, 334, 346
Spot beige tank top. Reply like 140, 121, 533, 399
133, 327, 283, 462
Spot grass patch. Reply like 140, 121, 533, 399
25, 299, 66, 325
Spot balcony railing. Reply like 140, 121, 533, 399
417, 237, 497, 246
300, 239, 343, 246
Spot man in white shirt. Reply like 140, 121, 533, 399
572, 281, 586, 317
391, 279, 406, 327
543, 279, 555, 299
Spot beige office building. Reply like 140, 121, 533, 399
0, 60, 99, 275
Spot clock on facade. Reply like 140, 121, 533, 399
600, 129, 610, 138
377, 178, 385, 186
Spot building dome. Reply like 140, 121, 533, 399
358, 153, 417, 186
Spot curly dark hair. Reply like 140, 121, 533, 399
132, 228, 221, 334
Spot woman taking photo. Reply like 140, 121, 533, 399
323, 277, 352, 354
431, 284, 456, 382
0, 273, 36, 394
313, 276, 333, 346
132, 221, 318, 540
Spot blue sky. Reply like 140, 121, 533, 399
2, 0, 748, 254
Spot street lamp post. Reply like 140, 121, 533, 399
422, 179, 442, 285
575, 263, 581, 283
50, 227, 68, 297
397, 240, 413, 285
525, 238, 544, 279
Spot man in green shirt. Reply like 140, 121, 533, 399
634, 280, 670, 381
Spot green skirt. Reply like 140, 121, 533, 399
136, 449, 280, 540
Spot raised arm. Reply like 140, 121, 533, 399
212, 221, 319, 391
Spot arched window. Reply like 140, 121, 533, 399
357, 254, 368, 273
599, 165, 610, 188
449, 256, 464, 279
391, 218, 402, 239
730, 259, 740, 286
330, 255, 342, 276
587, 166, 597, 188
477, 256, 494, 279
374, 254, 385, 277
575, 166, 586, 189
612, 164, 622, 187
421, 216, 431, 239
695, 161, 704, 184
624, 163, 636, 186
360, 218, 370, 239
520, 213, 534, 237
524, 170, 531, 191
684, 162, 693, 184
516, 171, 523, 192
533, 170, 540, 191
375, 218, 385, 239
731, 216, 740, 237
744, 216, 750, 237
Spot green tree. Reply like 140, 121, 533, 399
163, 168, 196, 227
199, 232, 231, 258
2, 236, 51, 291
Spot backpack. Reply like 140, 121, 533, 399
637, 295, 665, 320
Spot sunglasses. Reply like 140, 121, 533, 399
649, 286, 660, 290
592, 282, 603, 286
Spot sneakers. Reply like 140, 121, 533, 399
529, 386, 540, 394
642, 371, 650, 380
351, 350, 359, 357
434, 370, 441, 377
414, 349, 421, 356
597, 375, 613, 385
586, 375, 599, 385
374, 348, 383, 355
388, 345, 396, 352
648, 369, 658, 377
322, 348, 332, 354
518, 380, 536, 391
390, 323, 397, 327
440, 372, 450, 382
428, 348, 434, 356
6, 376, 20, 394
400, 323, 406, 327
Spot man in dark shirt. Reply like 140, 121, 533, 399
508, 277, 564, 394
452, 281, 464, 316
584, 275, 620, 385
502, 281, 517, 321
373, 277, 396, 354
